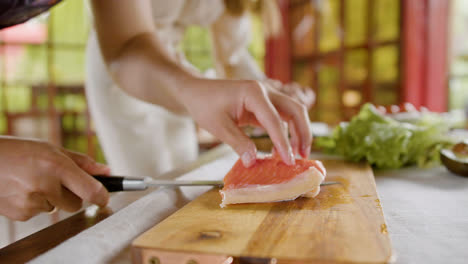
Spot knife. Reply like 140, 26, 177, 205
93, 175, 340, 192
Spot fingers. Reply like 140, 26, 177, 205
27, 192, 55, 213
302, 86, 316, 109
56, 156, 109, 207
63, 150, 110, 175
46, 185, 83, 212
244, 82, 295, 165
215, 117, 258, 167
269, 91, 312, 158
44, 200, 55, 212
288, 120, 299, 156
0, 193, 54, 221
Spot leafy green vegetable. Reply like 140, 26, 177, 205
315, 103, 453, 169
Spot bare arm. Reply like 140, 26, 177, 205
91, 0, 191, 114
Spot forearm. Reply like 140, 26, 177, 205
91, 0, 197, 115
106, 33, 196, 115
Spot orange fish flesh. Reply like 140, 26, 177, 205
220, 153, 326, 207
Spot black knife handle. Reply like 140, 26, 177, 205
92, 175, 124, 192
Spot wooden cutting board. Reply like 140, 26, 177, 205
132, 159, 393, 264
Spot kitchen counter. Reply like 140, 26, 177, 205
0, 145, 467, 263
374, 165, 468, 264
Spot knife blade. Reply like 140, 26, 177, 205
93, 175, 340, 192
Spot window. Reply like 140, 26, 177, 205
288, 0, 401, 123
0, 1, 105, 161
449, 0, 468, 111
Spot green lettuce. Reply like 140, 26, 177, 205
315, 103, 453, 169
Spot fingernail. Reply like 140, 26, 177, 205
98, 190, 109, 207
241, 151, 255, 167
293, 145, 299, 156
285, 146, 296, 165
286, 146, 295, 165
301, 145, 311, 158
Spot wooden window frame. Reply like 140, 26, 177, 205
266, 0, 451, 115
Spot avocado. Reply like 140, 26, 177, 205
440, 141, 468, 177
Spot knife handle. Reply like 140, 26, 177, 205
93, 175, 125, 192
93, 175, 148, 192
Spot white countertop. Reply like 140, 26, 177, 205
375, 166, 468, 264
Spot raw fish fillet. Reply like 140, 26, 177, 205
220, 153, 326, 207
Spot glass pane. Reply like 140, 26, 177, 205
61, 110, 87, 133
318, 107, 341, 124
37, 93, 48, 111
95, 136, 106, 163
62, 114, 74, 132
318, 65, 339, 109
181, 26, 214, 73
75, 135, 88, 154
4, 45, 47, 84
292, 62, 314, 88
5, 85, 31, 113
342, 89, 363, 108
63, 135, 88, 154
63, 93, 87, 112
52, 48, 86, 84
11, 115, 49, 140
345, 49, 368, 84
372, 45, 399, 83
290, 1, 316, 57
345, 0, 367, 46
449, 0, 468, 110
449, 77, 468, 109
0, 114, 6, 134
63, 136, 75, 151
373, 83, 398, 105
374, 0, 400, 42
318, 64, 339, 87
319, 0, 340, 52
451, 58, 468, 76
319, 82, 339, 110
248, 14, 266, 71
49, 0, 89, 45
75, 115, 87, 132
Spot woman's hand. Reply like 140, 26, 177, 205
180, 79, 312, 167
265, 79, 315, 110
0, 137, 110, 221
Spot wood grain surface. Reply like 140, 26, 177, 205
132, 159, 393, 264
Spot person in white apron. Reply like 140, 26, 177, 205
86, 0, 314, 177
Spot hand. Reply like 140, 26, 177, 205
180, 79, 312, 167
265, 79, 315, 110
0, 137, 110, 221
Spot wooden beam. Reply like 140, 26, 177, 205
425, 0, 450, 111
402, 0, 450, 111
265, 0, 291, 83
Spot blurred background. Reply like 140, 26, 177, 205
0, 0, 466, 246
